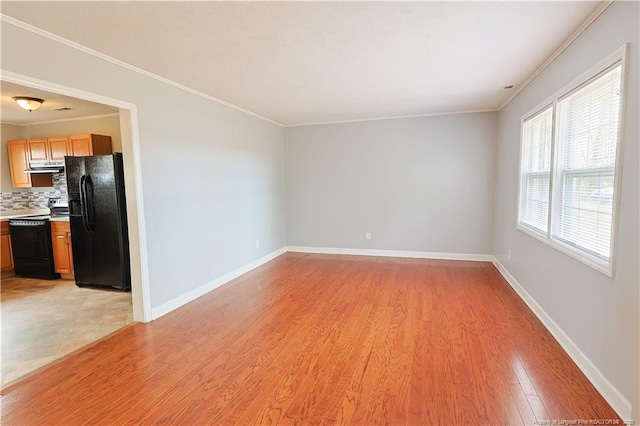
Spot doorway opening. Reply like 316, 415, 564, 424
1, 72, 150, 388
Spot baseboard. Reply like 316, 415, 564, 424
491, 258, 632, 420
151, 247, 287, 320
286, 246, 493, 262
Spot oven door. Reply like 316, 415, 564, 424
9, 219, 60, 279
9, 220, 50, 259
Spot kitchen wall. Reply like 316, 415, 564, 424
0, 114, 118, 210
284, 112, 497, 255
492, 0, 638, 414
2, 20, 287, 310
20, 113, 122, 151
0, 173, 67, 212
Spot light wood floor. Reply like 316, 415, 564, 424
1, 277, 133, 387
1, 253, 619, 424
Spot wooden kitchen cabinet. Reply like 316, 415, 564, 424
30, 134, 112, 162
68, 134, 112, 156
1, 221, 14, 273
7, 139, 53, 188
51, 221, 74, 276
7, 134, 113, 189
27, 138, 49, 161
7, 139, 31, 188
47, 136, 71, 161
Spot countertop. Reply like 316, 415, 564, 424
0, 208, 50, 220
0, 209, 69, 222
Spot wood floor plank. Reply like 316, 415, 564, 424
291, 264, 378, 424
1, 253, 622, 425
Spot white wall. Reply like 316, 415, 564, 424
1, 123, 23, 193
285, 112, 497, 255
493, 1, 638, 413
20, 114, 123, 151
2, 20, 287, 309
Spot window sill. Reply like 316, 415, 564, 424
516, 223, 614, 278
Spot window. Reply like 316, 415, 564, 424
517, 46, 626, 276
520, 106, 553, 234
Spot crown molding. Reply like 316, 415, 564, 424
497, 0, 614, 110
283, 108, 498, 128
0, 14, 284, 128
5, 112, 120, 127
2, 1, 615, 128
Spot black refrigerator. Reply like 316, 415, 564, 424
65, 153, 131, 291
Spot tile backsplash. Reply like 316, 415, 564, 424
0, 173, 68, 211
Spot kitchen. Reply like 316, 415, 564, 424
1, 82, 133, 387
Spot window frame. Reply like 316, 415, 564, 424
518, 104, 554, 236
516, 44, 628, 277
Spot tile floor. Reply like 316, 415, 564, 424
1, 277, 133, 388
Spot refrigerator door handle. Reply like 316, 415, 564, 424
85, 175, 96, 232
79, 175, 88, 231
79, 175, 94, 234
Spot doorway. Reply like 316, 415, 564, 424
1, 72, 151, 387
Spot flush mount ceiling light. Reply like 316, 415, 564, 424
13, 96, 44, 112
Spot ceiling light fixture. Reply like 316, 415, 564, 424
13, 96, 44, 112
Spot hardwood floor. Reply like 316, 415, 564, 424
1, 253, 620, 425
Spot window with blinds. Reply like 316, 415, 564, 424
554, 65, 621, 260
517, 47, 626, 276
520, 107, 553, 234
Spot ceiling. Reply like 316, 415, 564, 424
2, 2, 602, 126
1, 81, 118, 125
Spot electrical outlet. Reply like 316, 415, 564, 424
256, 240, 260, 249
508, 249, 511, 259
366, 232, 371, 240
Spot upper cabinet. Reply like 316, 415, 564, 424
7, 139, 52, 188
27, 138, 49, 161
8, 140, 34, 188
27, 134, 112, 163
7, 134, 113, 188
68, 134, 113, 157
47, 136, 71, 161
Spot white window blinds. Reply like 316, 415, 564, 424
554, 65, 621, 260
516, 46, 625, 276
520, 107, 553, 233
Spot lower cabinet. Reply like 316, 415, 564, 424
1, 221, 14, 273
51, 221, 74, 276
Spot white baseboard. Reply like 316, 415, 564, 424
491, 258, 632, 420
150, 245, 488, 320
151, 247, 287, 320
286, 246, 493, 262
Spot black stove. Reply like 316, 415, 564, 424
8, 198, 68, 280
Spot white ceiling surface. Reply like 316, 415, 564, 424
2, 2, 602, 126
1, 81, 118, 125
